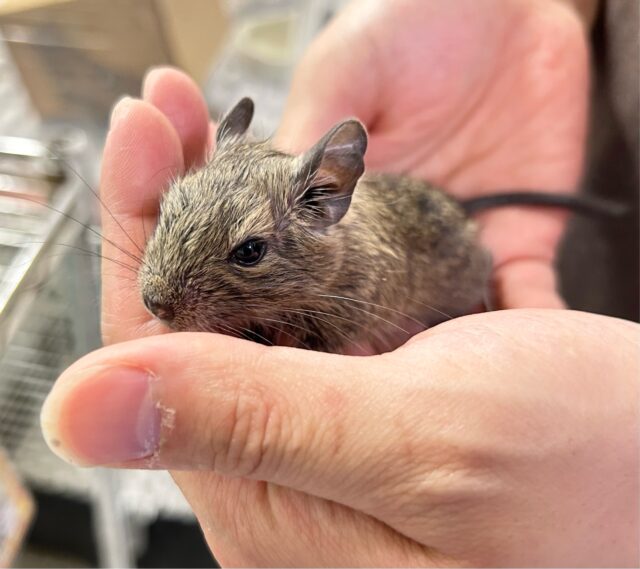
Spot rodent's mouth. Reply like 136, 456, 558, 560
141, 294, 303, 347
160, 315, 296, 347
153, 311, 256, 338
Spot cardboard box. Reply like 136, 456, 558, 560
0, 0, 228, 123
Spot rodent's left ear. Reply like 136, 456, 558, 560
216, 97, 254, 148
294, 120, 368, 228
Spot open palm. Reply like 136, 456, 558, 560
278, 0, 588, 310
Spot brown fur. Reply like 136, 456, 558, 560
139, 100, 491, 353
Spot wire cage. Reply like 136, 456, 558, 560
0, 38, 196, 566
0, 35, 93, 500
0, 132, 198, 569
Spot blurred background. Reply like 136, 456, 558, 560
0, 0, 347, 566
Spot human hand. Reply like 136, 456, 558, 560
46, 60, 636, 568
45, 1, 630, 566
277, 0, 589, 310
43, 309, 639, 566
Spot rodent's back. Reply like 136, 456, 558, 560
337, 173, 491, 325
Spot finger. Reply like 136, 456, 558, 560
274, 1, 380, 152
477, 207, 568, 309
494, 258, 566, 309
101, 99, 184, 344
173, 471, 440, 566
41, 333, 423, 513
207, 120, 218, 154
43, 332, 453, 562
142, 67, 210, 169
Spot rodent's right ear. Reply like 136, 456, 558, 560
216, 97, 254, 148
293, 119, 368, 228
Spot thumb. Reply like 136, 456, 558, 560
41, 333, 416, 510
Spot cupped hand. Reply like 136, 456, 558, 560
43, 309, 639, 566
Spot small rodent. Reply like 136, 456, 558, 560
138, 98, 623, 353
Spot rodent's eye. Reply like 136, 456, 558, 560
231, 238, 267, 266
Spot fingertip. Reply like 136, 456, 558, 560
102, 98, 184, 214
40, 385, 70, 463
110, 96, 136, 129
206, 120, 218, 156
141, 65, 174, 100
142, 66, 210, 168
41, 364, 161, 467
105, 97, 183, 156
40, 365, 96, 467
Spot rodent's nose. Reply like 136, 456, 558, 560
143, 297, 175, 323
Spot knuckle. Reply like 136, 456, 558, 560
214, 374, 288, 478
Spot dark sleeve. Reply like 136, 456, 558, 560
558, 0, 639, 322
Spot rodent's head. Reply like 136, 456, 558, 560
139, 97, 367, 339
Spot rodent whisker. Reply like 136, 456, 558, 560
315, 294, 428, 330
207, 321, 242, 339
296, 306, 411, 336
226, 303, 385, 351
6, 193, 143, 265
11, 251, 122, 280
277, 307, 367, 352
238, 326, 274, 346
297, 162, 316, 201
208, 319, 261, 344
48, 150, 146, 258
203, 305, 320, 350
14, 241, 138, 274
256, 317, 315, 350
286, 307, 393, 350
9, 251, 74, 269
304, 174, 333, 189
220, 322, 278, 348
404, 296, 454, 321
305, 194, 352, 203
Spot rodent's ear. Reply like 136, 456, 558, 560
216, 97, 254, 148
295, 119, 368, 228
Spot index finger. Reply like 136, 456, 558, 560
100, 99, 184, 345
